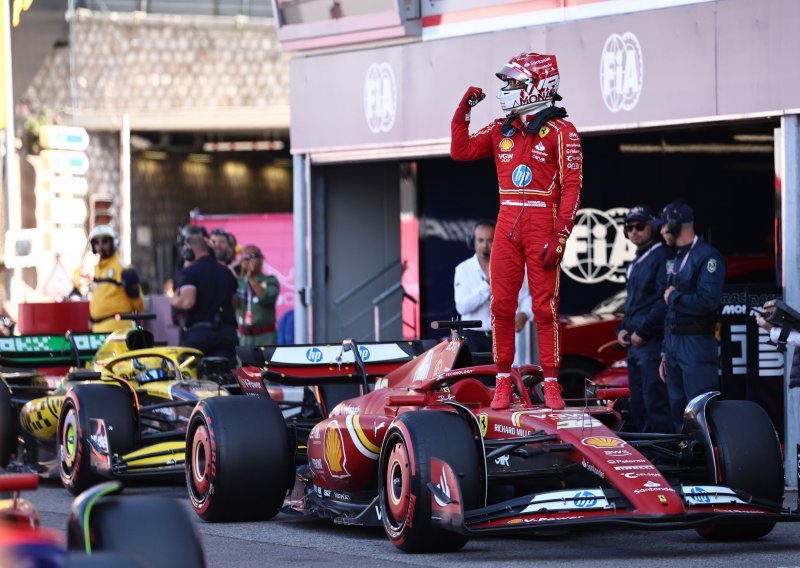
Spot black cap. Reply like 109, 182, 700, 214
625, 205, 663, 231
660, 201, 694, 224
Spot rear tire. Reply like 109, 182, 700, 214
0, 381, 16, 466
186, 395, 291, 522
379, 411, 482, 553
695, 400, 783, 541
559, 358, 604, 399
69, 496, 205, 568
57, 384, 136, 495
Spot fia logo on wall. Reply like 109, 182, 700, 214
364, 62, 397, 133
600, 32, 643, 112
561, 208, 637, 284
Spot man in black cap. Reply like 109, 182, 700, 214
658, 201, 725, 433
616, 205, 673, 432
170, 225, 239, 366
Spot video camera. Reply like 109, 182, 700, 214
755, 299, 800, 352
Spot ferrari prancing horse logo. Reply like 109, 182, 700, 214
478, 413, 488, 437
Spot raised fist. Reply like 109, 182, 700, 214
453, 86, 486, 123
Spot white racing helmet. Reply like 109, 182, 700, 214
88, 224, 119, 254
496, 52, 561, 116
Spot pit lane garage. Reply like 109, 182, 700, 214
420, 118, 779, 325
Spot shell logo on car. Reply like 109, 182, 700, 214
581, 436, 627, 448
324, 422, 350, 478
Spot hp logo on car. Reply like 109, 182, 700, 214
688, 487, 711, 503
573, 490, 598, 508
358, 345, 370, 361
306, 347, 324, 363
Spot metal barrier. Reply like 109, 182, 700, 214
334, 259, 402, 341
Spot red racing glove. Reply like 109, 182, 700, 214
541, 225, 571, 270
452, 86, 485, 123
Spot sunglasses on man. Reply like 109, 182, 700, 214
242, 253, 262, 261
91, 237, 114, 245
626, 223, 648, 233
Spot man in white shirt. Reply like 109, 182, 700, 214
454, 221, 532, 356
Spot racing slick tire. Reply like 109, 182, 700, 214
378, 411, 482, 553
57, 384, 136, 495
67, 496, 205, 567
186, 395, 290, 522
696, 400, 783, 541
0, 380, 16, 466
559, 357, 604, 400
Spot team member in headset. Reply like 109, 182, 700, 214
616, 205, 673, 433
451, 52, 583, 409
454, 220, 532, 355
658, 201, 725, 433
170, 225, 239, 366
88, 225, 144, 332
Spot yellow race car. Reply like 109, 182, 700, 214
0, 321, 232, 495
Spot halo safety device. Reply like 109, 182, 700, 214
660, 200, 694, 237
89, 225, 119, 254
466, 220, 496, 250
496, 52, 561, 117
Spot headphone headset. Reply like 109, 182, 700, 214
466, 220, 496, 250
661, 200, 690, 237
181, 225, 211, 262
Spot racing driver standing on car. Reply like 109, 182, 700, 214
451, 52, 583, 410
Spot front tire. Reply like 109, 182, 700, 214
695, 400, 783, 541
186, 395, 291, 522
379, 411, 482, 553
68, 495, 205, 567
57, 384, 136, 495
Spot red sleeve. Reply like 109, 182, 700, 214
450, 120, 495, 161
556, 124, 583, 233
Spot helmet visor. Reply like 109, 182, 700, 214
496, 62, 534, 83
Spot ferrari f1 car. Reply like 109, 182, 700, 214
0, 473, 205, 566
0, 319, 232, 494
185, 321, 800, 552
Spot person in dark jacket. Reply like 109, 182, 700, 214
658, 201, 725, 433
616, 205, 673, 433
170, 226, 239, 367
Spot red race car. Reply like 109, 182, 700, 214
185, 320, 799, 552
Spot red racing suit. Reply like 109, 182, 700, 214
451, 112, 583, 377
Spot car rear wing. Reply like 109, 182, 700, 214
237, 339, 438, 386
0, 332, 108, 368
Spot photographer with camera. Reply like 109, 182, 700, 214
170, 225, 238, 366
755, 301, 800, 389
236, 245, 280, 346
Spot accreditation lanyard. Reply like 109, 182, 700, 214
670, 236, 699, 281
243, 282, 254, 326
626, 242, 663, 280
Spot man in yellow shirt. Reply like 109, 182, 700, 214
88, 225, 144, 332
